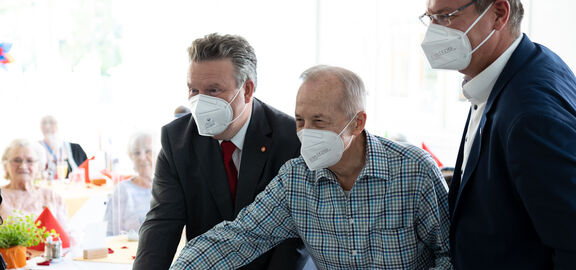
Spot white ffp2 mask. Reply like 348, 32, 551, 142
189, 86, 247, 137
297, 116, 356, 170
421, 2, 495, 70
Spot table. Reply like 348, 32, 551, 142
25, 257, 132, 270
28, 180, 188, 269
36, 180, 114, 218
24, 234, 189, 269
25, 235, 135, 270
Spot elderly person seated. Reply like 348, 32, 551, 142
0, 138, 69, 225
40, 115, 88, 180
104, 132, 156, 236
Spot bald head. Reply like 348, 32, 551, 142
298, 65, 366, 119
295, 65, 367, 136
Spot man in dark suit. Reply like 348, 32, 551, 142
133, 33, 309, 270
421, 0, 576, 269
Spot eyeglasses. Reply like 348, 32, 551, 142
130, 149, 152, 156
419, 0, 476, 26
7, 158, 38, 165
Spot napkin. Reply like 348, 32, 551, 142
28, 207, 71, 251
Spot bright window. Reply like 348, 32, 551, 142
1, 0, 574, 174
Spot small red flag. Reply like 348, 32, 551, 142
422, 143, 444, 168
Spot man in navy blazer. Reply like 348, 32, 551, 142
133, 33, 309, 270
421, 0, 576, 269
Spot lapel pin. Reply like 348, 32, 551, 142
260, 146, 266, 153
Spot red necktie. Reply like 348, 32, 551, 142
221, 141, 238, 203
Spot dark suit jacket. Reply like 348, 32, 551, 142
69, 143, 87, 165
68, 143, 87, 177
449, 34, 576, 269
134, 98, 307, 270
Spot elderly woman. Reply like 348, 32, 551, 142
0, 139, 68, 224
104, 132, 156, 236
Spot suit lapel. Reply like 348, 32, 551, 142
455, 115, 485, 200
235, 100, 271, 215
449, 110, 470, 217
187, 121, 235, 220
452, 34, 534, 216
484, 34, 533, 116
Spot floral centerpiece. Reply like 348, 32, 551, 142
0, 212, 53, 269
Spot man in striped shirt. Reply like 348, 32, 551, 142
171, 65, 451, 270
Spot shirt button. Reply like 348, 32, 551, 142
349, 219, 354, 225
473, 104, 478, 110
351, 250, 357, 256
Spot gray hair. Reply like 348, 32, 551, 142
475, 0, 524, 37
300, 65, 366, 119
127, 132, 156, 157
40, 115, 58, 127
2, 139, 47, 179
188, 33, 258, 89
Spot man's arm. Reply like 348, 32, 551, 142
415, 162, 452, 269
265, 238, 310, 270
508, 113, 576, 268
133, 127, 187, 270
170, 174, 299, 270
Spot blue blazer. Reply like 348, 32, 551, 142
449, 34, 576, 269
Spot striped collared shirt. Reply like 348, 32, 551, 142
171, 131, 451, 270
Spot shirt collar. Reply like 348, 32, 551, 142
219, 112, 251, 151
313, 130, 386, 184
462, 36, 522, 105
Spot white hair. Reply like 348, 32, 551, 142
2, 138, 47, 179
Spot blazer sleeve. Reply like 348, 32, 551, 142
133, 126, 187, 270
507, 113, 576, 268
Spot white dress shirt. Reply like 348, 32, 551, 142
461, 36, 522, 174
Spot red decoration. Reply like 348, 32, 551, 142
37, 259, 51, 266
422, 142, 444, 168
77, 156, 95, 183
28, 208, 71, 251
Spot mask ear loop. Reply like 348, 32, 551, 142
338, 113, 359, 150
463, 2, 494, 36
470, 29, 495, 54
464, 2, 495, 55
227, 82, 249, 124
228, 102, 248, 124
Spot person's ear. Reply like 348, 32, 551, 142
352, 111, 367, 135
493, 0, 510, 31
242, 79, 255, 103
